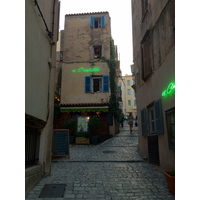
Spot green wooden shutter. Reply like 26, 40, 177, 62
101, 15, 105, 27
90, 16, 94, 28
85, 76, 91, 93
141, 108, 148, 136
103, 75, 109, 92
154, 99, 164, 134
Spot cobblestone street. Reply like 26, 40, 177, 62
25, 123, 175, 200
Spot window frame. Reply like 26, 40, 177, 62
165, 107, 175, 150
92, 77, 102, 92
93, 45, 102, 59
148, 106, 156, 134
90, 15, 105, 28
141, 30, 152, 81
85, 75, 109, 93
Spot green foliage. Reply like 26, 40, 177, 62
87, 38, 120, 119
64, 118, 77, 136
88, 116, 100, 136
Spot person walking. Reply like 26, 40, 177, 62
128, 113, 134, 133
119, 113, 125, 127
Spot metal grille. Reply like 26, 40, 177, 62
25, 126, 40, 166
148, 135, 160, 165
39, 184, 66, 198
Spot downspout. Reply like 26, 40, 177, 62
46, 0, 56, 122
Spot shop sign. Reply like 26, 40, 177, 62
162, 82, 175, 97
72, 67, 100, 73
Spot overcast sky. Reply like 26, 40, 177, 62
59, 0, 133, 76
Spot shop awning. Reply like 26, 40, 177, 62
60, 103, 109, 113
60, 106, 109, 113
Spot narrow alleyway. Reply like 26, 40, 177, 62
26, 123, 175, 200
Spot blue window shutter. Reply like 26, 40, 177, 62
141, 108, 148, 136
85, 76, 91, 93
154, 99, 164, 134
103, 75, 109, 92
90, 16, 94, 28
101, 15, 105, 27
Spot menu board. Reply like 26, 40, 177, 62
53, 129, 70, 158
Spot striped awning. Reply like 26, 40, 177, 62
60, 107, 109, 112
60, 103, 109, 112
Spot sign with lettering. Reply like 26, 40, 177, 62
53, 129, 70, 158
162, 82, 175, 97
72, 67, 100, 73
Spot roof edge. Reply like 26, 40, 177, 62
65, 11, 109, 16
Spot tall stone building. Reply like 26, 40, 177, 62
25, 0, 60, 195
131, 0, 175, 171
58, 12, 120, 136
118, 74, 137, 118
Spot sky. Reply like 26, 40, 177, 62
59, 0, 133, 76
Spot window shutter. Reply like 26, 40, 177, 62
154, 99, 164, 134
142, 40, 152, 80
103, 75, 109, 92
141, 108, 148, 136
90, 16, 94, 28
85, 76, 91, 93
101, 15, 105, 27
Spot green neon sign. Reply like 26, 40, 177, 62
72, 67, 100, 73
162, 82, 175, 97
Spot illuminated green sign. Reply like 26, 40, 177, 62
72, 67, 100, 73
162, 82, 175, 97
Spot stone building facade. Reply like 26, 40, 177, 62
25, 0, 60, 195
58, 12, 119, 136
131, 0, 175, 171
118, 74, 137, 119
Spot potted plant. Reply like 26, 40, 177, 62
75, 132, 92, 144
164, 170, 175, 195
88, 116, 100, 145
64, 118, 77, 144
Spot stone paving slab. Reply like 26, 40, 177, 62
26, 125, 175, 200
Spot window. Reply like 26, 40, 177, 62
166, 108, 175, 149
128, 100, 131, 106
85, 75, 109, 93
92, 77, 102, 92
127, 89, 131, 95
141, 99, 164, 136
127, 80, 130, 85
90, 16, 105, 28
93, 46, 102, 59
148, 106, 156, 134
141, 30, 152, 81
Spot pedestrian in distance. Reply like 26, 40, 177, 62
128, 113, 134, 133
119, 113, 125, 127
